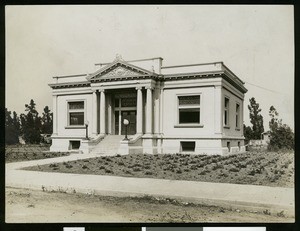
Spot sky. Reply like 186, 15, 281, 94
5, 5, 294, 130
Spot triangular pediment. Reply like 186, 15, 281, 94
89, 60, 155, 81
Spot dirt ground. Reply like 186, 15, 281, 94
5, 187, 293, 223
23, 151, 294, 187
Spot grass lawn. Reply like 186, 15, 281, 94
23, 150, 294, 188
5, 145, 70, 163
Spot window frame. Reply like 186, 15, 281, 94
180, 141, 196, 152
175, 93, 203, 128
235, 102, 241, 130
224, 96, 230, 128
66, 99, 86, 128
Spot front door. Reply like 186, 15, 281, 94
121, 111, 136, 135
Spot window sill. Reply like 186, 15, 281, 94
223, 125, 230, 129
174, 124, 204, 128
65, 125, 86, 129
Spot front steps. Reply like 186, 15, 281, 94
90, 135, 124, 155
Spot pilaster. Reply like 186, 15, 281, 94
100, 89, 106, 135
145, 86, 154, 134
52, 95, 58, 135
136, 86, 143, 134
92, 90, 98, 136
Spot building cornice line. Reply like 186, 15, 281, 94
162, 61, 223, 69
95, 57, 163, 66
49, 81, 90, 89
52, 74, 87, 79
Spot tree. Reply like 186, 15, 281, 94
12, 111, 20, 135
268, 106, 294, 150
5, 108, 20, 144
20, 99, 42, 144
248, 97, 264, 139
243, 124, 253, 143
41, 106, 53, 134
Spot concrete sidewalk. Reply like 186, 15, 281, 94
6, 154, 295, 217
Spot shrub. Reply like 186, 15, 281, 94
82, 165, 88, 169
105, 169, 113, 173
124, 170, 132, 174
133, 167, 141, 172
229, 167, 240, 172
176, 169, 182, 174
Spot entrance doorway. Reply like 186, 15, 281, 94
121, 111, 136, 135
114, 96, 137, 135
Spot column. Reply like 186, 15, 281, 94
154, 87, 160, 134
100, 89, 106, 135
52, 95, 57, 135
136, 86, 143, 134
146, 86, 153, 134
92, 90, 98, 136
107, 94, 112, 134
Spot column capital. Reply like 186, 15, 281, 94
145, 86, 154, 90
136, 86, 143, 90
99, 88, 105, 93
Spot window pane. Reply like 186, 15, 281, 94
179, 108, 200, 123
70, 141, 80, 150
115, 98, 119, 107
70, 112, 84, 125
181, 141, 196, 152
236, 104, 240, 112
178, 95, 200, 105
225, 98, 229, 108
69, 101, 84, 110
121, 98, 137, 107
224, 111, 228, 125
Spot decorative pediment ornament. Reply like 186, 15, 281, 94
114, 54, 124, 61
100, 66, 141, 78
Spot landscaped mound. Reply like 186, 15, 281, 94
5, 145, 70, 163
23, 151, 294, 187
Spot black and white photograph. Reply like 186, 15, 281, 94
5, 5, 294, 223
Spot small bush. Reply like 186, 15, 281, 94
82, 165, 88, 169
145, 171, 153, 175
105, 169, 113, 174
133, 167, 141, 172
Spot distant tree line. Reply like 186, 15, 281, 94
244, 97, 294, 150
5, 99, 53, 145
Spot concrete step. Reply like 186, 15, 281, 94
90, 135, 124, 155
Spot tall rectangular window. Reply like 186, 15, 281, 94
68, 101, 84, 125
178, 95, 201, 124
236, 103, 240, 129
224, 97, 229, 126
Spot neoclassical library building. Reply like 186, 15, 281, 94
49, 56, 247, 155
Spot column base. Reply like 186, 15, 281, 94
143, 137, 156, 154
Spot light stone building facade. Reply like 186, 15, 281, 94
49, 56, 247, 155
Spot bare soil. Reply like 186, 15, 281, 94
6, 187, 292, 223
24, 151, 294, 187
5, 145, 70, 163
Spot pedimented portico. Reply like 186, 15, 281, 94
49, 56, 247, 155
